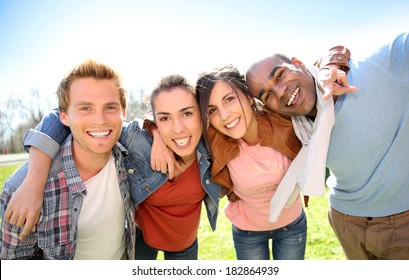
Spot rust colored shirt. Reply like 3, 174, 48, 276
135, 159, 205, 251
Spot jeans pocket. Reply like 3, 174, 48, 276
232, 225, 253, 237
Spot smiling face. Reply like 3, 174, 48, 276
207, 81, 258, 144
153, 87, 202, 163
60, 77, 125, 160
246, 55, 317, 117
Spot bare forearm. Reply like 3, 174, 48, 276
26, 146, 52, 190
4, 146, 52, 239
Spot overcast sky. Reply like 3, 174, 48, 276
1, 0, 408, 104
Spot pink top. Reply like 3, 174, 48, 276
225, 139, 302, 231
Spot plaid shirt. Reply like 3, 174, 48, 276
0, 135, 136, 259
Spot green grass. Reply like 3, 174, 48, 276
0, 163, 345, 260
0, 164, 21, 187
195, 193, 345, 260
0, 164, 23, 225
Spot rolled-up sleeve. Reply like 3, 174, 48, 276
23, 129, 61, 159
22, 108, 70, 159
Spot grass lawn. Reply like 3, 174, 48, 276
0, 163, 345, 260
0, 164, 22, 187
196, 194, 345, 260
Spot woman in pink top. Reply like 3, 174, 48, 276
195, 65, 307, 260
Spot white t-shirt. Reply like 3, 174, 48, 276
74, 153, 126, 260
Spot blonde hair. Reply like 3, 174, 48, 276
56, 59, 127, 112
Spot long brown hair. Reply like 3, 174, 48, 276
195, 64, 259, 157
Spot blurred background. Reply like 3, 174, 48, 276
1, 0, 408, 153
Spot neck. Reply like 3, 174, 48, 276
308, 72, 319, 118
180, 152, 197, 168
242, 114, 259, 146
72, 145, 112, 181
307, 106, 318, 118
172, 153, 197, 181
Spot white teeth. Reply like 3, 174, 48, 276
174, 137, 190, 146
287, 87, 300, 106
89, 131, 110, 138
226, 118, 239, 129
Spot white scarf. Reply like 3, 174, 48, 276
269, 65, 335, 222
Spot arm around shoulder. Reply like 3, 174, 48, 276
23, 108, 70, 159
314, 45, 351, 73
3, 147, 52, 240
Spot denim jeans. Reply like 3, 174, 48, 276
135, 227, 198, 260
232, 209, 307, 260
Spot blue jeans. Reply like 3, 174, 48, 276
135, 227, 198, 260
232, 209, 307, 260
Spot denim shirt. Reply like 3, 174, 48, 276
120, 120, 220, 231
0, 137, 136, 259
23, 109, 221, 231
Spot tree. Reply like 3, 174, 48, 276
126, 87, 150, 121
0, 88, 53, 153
0, 110, 12, 153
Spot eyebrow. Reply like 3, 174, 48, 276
257, 66, 281, 100
257, 89, 265, 100
75, 101, 120, 107
208, 91, 235, 107
155, 105, 195, 116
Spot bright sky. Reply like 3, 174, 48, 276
1, 0, 408, 104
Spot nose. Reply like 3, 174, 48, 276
218, 107, 231, 121
92, 109, 107, 124
172, 117, 185, 134
273, 83, 287, 100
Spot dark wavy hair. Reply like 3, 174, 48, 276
195, 64, 259, 157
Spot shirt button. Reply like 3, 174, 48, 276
74, 208, 78, 212
128, 169, 134, 174
205, 179, 210, 184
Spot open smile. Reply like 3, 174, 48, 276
174, 136, 191, 148
286, 87, 300, 106
225, 117, 240, 130
88, 130, 111, 138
